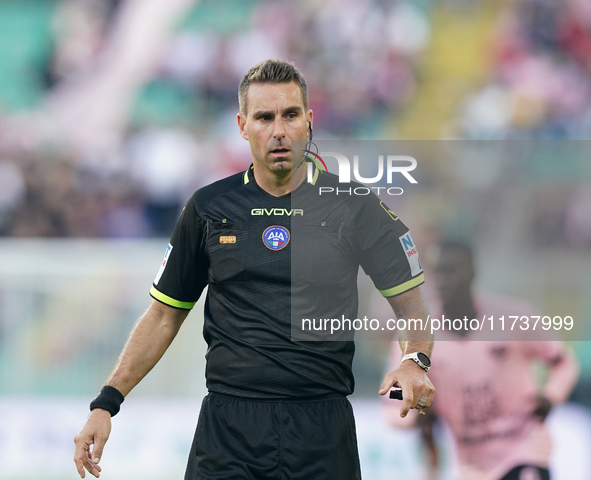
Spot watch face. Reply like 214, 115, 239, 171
417, 352, 431, 367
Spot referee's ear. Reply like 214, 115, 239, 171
237, 113, 249, 141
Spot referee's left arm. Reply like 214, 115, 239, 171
378, 287, 434, 418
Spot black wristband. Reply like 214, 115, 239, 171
90, 385, 125, 417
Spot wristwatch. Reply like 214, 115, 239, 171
400, 352, 431, 372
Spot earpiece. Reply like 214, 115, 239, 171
296, 121, 314, 172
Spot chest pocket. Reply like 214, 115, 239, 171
206, 221, 249, 282
292, 223, 355, 286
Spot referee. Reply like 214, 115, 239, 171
74, 59, 434, 480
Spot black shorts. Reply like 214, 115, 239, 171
185, 392, 362, 480
499, 465, 550, 480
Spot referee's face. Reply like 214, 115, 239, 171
237, 81, 313, 176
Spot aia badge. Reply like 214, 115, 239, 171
262, 225, 290, 251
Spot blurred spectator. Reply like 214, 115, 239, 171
565, 185, 591, 248
0, 161, 26, 234
44, 0, 121, 89
458, 0, 591, 139
126, 127, 201, 235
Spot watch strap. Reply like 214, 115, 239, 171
400, 352, 430, 372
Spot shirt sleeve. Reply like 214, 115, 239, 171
149, 196, 208, 309
355, 195, 424, 297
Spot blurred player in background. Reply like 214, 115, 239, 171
385, 241, 579, 480
73, 59, 434, 480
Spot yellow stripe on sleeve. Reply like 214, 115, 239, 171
150, 286, 196, 310
379, 273, 425, 298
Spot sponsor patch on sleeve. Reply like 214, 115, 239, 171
154, 243, 173, 285
399, 232, 422, 277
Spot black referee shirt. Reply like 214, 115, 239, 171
150, 165, 424, 398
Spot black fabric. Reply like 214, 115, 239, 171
89, 385, 124, 417
184, 392, 362, 480
499, 465, 550, 480
151, 167, 423, 398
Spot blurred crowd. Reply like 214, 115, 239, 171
0, 0, 430, 237
0, 0, 590, 239
456, 0, 591, 139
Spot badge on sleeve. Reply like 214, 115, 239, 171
262, 226, 290, 251
399, 232, 422, 276
154, 243, 173, 285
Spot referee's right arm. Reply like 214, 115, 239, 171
73, 300, 190, 478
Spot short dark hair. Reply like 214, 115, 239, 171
437, 241, 474, 268
238, 59, 308, 115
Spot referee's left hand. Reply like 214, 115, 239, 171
379, 361, 435, 418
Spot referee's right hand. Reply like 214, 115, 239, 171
74, 409, 111, 478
